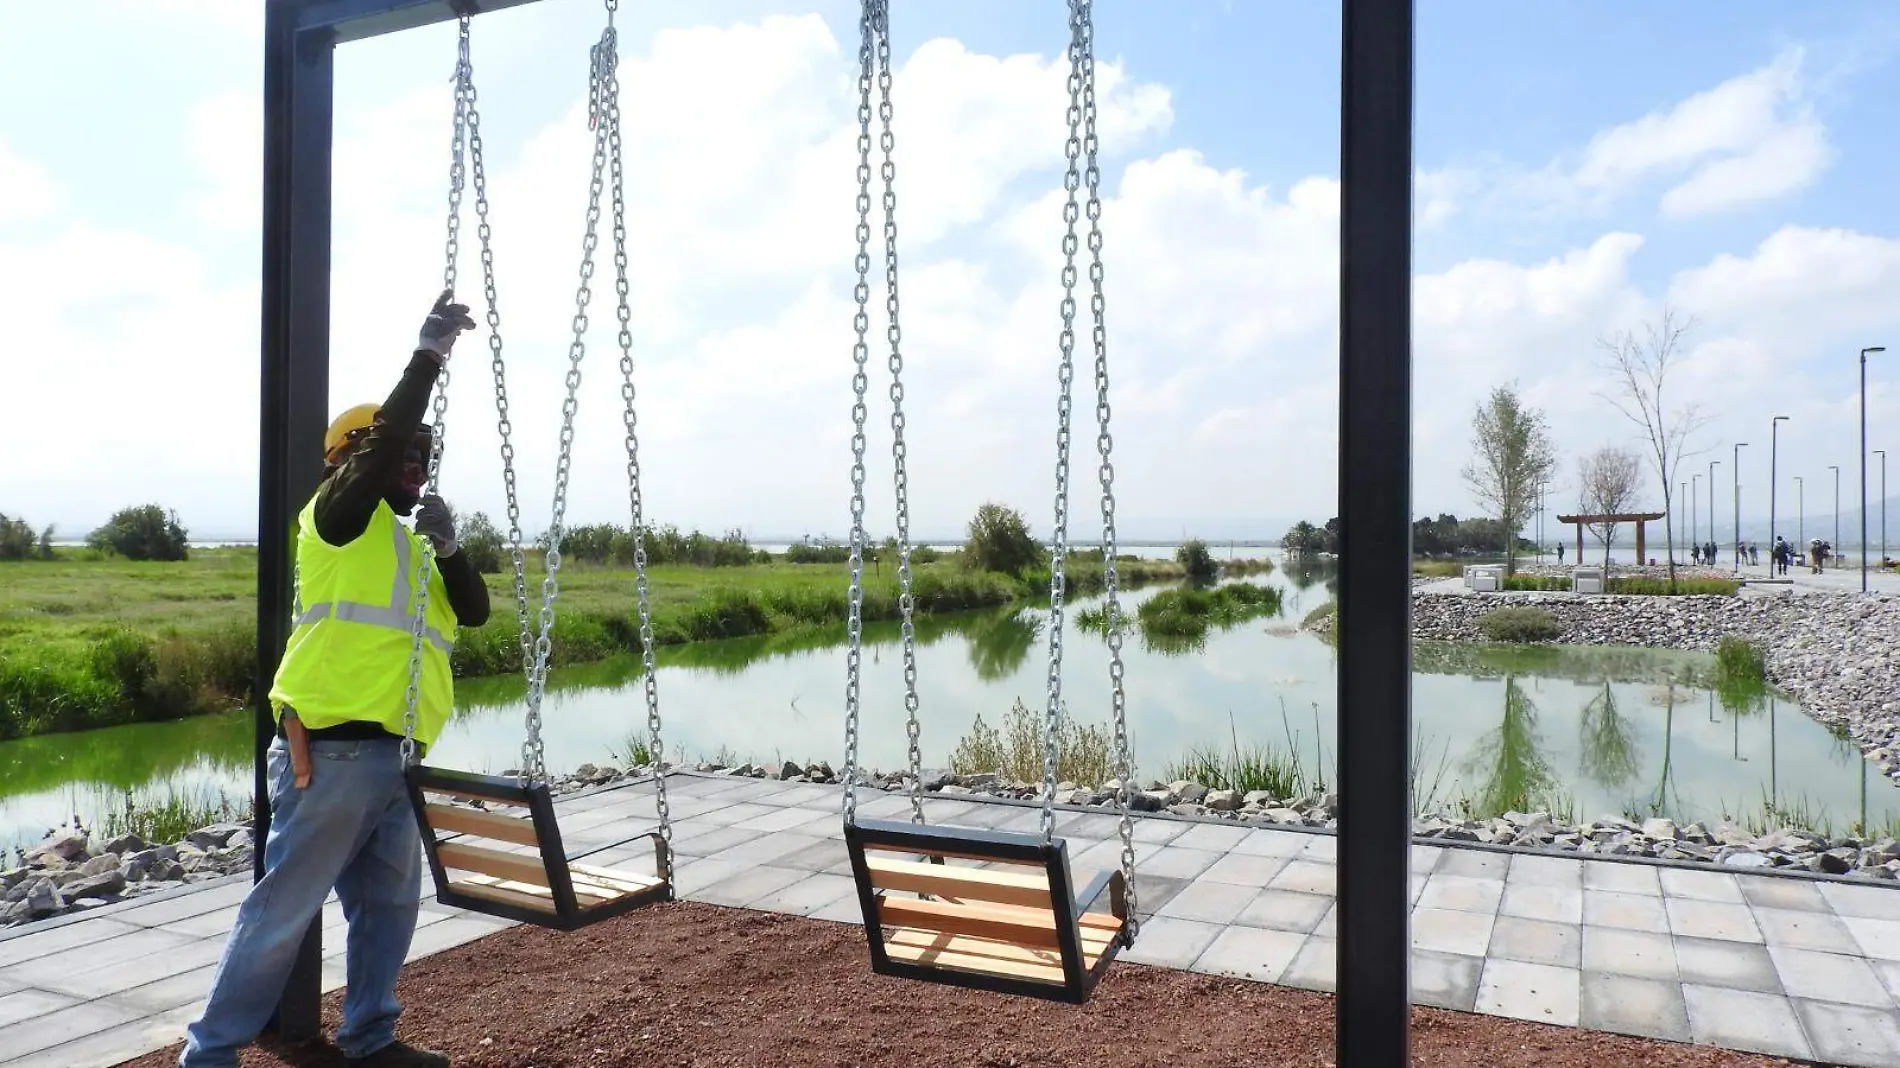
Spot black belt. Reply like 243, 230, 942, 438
275, 718, 403, 743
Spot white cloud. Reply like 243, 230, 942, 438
0, 140, 59, 226
184, 93, 263, 234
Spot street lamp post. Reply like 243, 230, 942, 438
1879, 450, 1889, 573
1733, 443, 1747, 572
1692, 473, 1700, 559
1679, 480, 1687, 564
1709, 460, 1719, 554
1862, 346, 1886, 592
1830, 464, 1840, 572
1794, 476, 1804, 556
1770, 416, 1788, 568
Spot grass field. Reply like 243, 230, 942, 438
0, 547, 1193, 740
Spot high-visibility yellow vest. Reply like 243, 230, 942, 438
267, 494, 459, 747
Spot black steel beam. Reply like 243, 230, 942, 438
286, 0, 542, 44
1336, 0, 1414, 1065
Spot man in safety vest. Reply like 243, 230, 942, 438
181, 291, 490, 1068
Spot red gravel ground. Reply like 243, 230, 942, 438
120, 902, 1798, 1068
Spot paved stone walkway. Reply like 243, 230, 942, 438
4, 773, 1899, 1067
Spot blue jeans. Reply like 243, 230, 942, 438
180, 735, 422, 1066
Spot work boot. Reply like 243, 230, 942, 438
346, 1039, 450, 1068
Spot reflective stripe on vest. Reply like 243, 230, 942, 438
293, 516, 454, 653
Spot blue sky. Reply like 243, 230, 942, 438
2, 1, 1898, 544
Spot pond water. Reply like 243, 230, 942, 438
4, 554, 1896, 853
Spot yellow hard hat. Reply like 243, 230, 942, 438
324, 403, 382, 464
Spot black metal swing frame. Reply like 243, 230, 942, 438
258, 0, 1413, 1062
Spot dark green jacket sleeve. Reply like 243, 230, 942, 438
313, 352, 439, 548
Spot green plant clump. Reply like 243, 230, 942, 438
1136, 582, 1284, 638
1478, 606, 1561, 643
1716, 635, 1766, 683
948, 698, 1111, 786
1175, 540, 1219, 584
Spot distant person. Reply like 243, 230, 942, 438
1556, 542, 1565, 563
179, 291, 486, 1068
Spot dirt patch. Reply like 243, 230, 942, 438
121, 902, 1795, 1068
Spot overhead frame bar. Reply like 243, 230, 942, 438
259, 0, 1416, 1059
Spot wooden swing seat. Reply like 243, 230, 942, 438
406, 765, 671, 931
845, 817, 1129, 1003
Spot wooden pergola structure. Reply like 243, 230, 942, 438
1557, 511, 1667, 565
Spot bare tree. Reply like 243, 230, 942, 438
1597, 305, 1712, 590
1461, 382, 1558, 575
1577, 446, 1644, 568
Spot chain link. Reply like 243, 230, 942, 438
867, 5, 925, 827
840, 0, 880, 827
399, 16, 474, 767
600, 14, 671, 859
1068, 0, 1137, 934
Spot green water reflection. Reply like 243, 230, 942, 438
6, 562, 1897, 851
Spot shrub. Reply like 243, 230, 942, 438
948, 698, 1111, 786
963, 503, 1041, 577
459, 510, 506, 574
87, 505, 190, 561
0, 514, 39, 560
1478, 606, 1560, 643
1176, 539, 1219, 584
1716, 636, 1766, 683
786, 542, 853, 565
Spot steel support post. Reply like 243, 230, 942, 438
1336, 0, 1413, 1064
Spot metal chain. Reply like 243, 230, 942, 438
1038, 0, 1090, 844
462, 40, 536, 686
520, 14, 615, 784
1073, 0, 1136, 934
840, 0, 879, 827
398, 17, 473, 767
867, 3, 925, 827
602, 11, 670, 856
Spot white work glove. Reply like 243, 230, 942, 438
417, 288, 476, 363
415, 493, 459, 557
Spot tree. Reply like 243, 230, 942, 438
1597, 305, 1711, 591
1176, 539, 1218, 584
459, 509, 505, 574
1576, 446, 1644, 568
0, 514, 36, 561
87, 505, 189, 561
963, 503, 1041, 576
1281, 521, 1324, 557
1460, 382, 1558, 575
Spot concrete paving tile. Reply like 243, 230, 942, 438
1418, 874, 1504, 915
1666, 898, 1763, 943
1507, 853, 1583, 889
1674, 936, 1781, 993
1878, 961, 1900, 1006
1436, 848, 1508, 880
1236, 889, 1333, 934
735, 805, 834, 833
704, 831, 824, 869
771, 838, 852, 875
0, 918, 143, 966
1267, 860, 1336, 897
852, 794, 925, 820
1487, 916, 1580, 968
0, 990, 78, 1031
118, 961, 221, 1014
1580, 972, 1690, 1042
1845, 916, 1900, 962
0, 1003, 197, 1068
1120, 916, 1223, 969
1476, 958, 1580, 1026
1199, 851, 1292, 888
404, 916, 512, 961
161, 903, 245, 939
1315, 903, 1337, 938
1410, 949, 1482, 1012
1298, 836, 1337, 862
1822, 881, 1900, 921
110, 881, 253, 927
1795, 1000, 1900, 1067
1135, 846, 1222, 881
670, 858, 746, 897
1053, 812, 1122, 838
1410, 845, 1444, 874
1231, 829, 1313, 858
1583, 860, 1661, 895
1170, 822, 1252, 853
1581, 926, 1677, 981
0, 997, 144, 1060
34, 935, 227, 1000
693, 865, 810, 908
0, 928, 197, 988
663, 775, 759, 798
1681, 985, 1813, 1061
1190, 925, 1307, 984
1584, 889, 1670, 933
668, 823, 765, 857
809, 892, 866, 926
1738, 875, 1830, 913
689, 802, 779, 827
1499, 882, 1582, 925
1752, 904, 1863, 954
1127, 875, 1188, 918
1156, 881, 1257, 925
748, 873, 859, 917
1411, 907, 1495, 957
1281, 935, 1336, 992
1659, 867, 1746, 904
1127, 818, 1188, 845
1768, 945, 1895, 1008
769, 783, 843, 809
941, 801, 1025, 829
